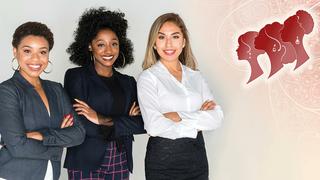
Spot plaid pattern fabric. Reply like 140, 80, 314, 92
67, 141, 129, 180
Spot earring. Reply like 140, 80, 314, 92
120, 51, 126, 67
90, 53, 95, 62
11, 57, 19, 71
43, 60, 53, 74
153, 46, 157, 50
295, 36, 300, 45
272, 44, 276, 52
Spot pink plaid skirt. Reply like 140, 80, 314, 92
67, 141, 129, 180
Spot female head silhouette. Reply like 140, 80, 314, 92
296, 10, 314, 34
255, 22, 296, 78
281, 10, 314, 69
236, 31, 265, 83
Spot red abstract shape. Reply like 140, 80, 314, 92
281, 10, 314, 69
236, 10, 314, 84
236, 31, 265, 83
254, 22, 296, 78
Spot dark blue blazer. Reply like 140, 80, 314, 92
63, 64, 145, 172
0, 71, 85, 180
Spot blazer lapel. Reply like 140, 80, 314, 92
114, 71, 131, 113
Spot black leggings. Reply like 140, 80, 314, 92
145, 132, 209, 180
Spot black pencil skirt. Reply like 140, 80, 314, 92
145, 132, 209, 180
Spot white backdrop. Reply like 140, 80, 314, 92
1, 0, 320, 180
0, 1, 225, 180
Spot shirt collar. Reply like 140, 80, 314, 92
156, 60, 186, 73
155, 60, 187, 84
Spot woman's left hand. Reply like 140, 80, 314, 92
26, 131, 43, 141
200, 100, 216, 111
163, 112, 181, 122
73, 98, 99, 125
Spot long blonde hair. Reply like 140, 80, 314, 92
142, 13, 197, 70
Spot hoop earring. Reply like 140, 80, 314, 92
120, 51, 126, 67
11, 58, 19, 71
90, 53, 95, 62
44, 60, 53, 74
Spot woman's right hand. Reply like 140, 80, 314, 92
60, 114, 74, 128
129, 101, 140, 116
73, 99, 99, 125
200, 100, 216, 111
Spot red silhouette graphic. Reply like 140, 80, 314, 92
255, 22, 296, 77
281, 10, 314, 69
236, 31, 265, 83
236, 10, 314, 83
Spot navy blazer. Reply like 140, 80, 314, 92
63, 64, 145, 172
0, 71, 85, 180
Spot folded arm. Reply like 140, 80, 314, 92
178, 75, 223, 131
0, 85, 62, 160
137, 72, 197, 139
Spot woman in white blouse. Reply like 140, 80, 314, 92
137, 13, 224, 180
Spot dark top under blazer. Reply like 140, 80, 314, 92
0, 71, 85, 180
63, 64, 145, 172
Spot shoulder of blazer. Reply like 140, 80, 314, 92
65, 66, 92, 85
114, 70, 135, 83
115, 71, 137, 91
65, 66, 88, 77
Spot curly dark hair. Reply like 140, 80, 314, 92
67, 7, 134, 68
12, 21, 54, 50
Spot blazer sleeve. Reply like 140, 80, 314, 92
39, 83, 85, 147
0, 85, 62, 161
64, 68, 86, 103
64, 68, 102, 138
113, 77, 146, 137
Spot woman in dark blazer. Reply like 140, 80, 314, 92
63, 7, 145, 180
0, 22, 85, 180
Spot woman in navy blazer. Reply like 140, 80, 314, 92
0, 22, 85, 180
63, 7, 145, 180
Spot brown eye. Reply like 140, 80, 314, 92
97, 43, 105, 48
23, 49, 31, 54
158, 35, 165, 40
173, 35, 180, 39
41, 51, 48, 55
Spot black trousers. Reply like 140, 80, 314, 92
145, 132, 209, 180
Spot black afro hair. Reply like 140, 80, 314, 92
67, 7, 134, 68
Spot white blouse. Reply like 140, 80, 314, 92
44, 161, 53, 180
137, 61, 223, 140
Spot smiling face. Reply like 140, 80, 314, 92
90, 29, 120, 71
155, 21, 185, 63
13, 35, 49, 81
